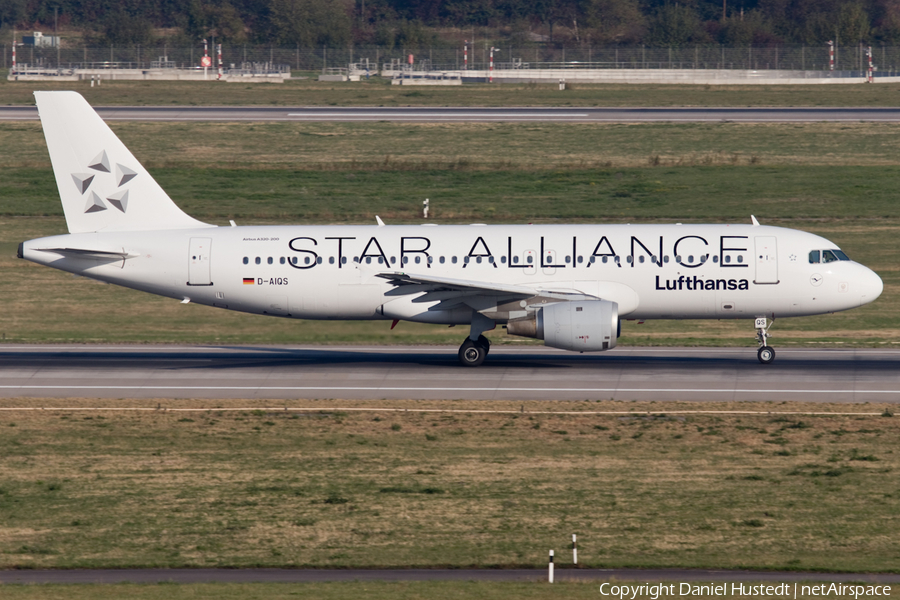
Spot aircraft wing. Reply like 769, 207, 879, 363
376, 271, 538, 297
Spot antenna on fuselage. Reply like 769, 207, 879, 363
751, 215, 760, 226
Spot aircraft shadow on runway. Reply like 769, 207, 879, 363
1, 347, 896, 375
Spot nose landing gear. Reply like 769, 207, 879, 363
755, 316, 775, 364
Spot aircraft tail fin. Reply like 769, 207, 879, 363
35, 91, 212, 234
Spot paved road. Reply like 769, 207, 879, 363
1, 345, 898, 402
6, 105, 900, 122
2, 567, 899, 584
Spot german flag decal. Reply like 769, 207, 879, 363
242, 277, 255, 285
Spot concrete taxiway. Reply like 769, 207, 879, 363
6, 106, 900, 122
0, 345, 898, 402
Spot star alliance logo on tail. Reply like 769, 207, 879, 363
70, 150, 138, 214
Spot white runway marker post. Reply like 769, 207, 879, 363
548, 549, 554, 583
572, 534, 577, 564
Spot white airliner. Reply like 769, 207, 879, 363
19, 92, 884, 366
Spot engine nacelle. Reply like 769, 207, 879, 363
506, 300, 619, 352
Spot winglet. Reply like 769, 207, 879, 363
751, 215, 760, 226
376, 215, 385, 227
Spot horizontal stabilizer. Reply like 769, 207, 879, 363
37, 247, 138, 260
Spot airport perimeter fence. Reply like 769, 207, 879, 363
8, 43, 900, 76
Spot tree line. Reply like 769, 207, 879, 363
2, 0, 898, 48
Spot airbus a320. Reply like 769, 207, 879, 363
19, 92, 884, 366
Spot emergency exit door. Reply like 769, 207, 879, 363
754, 236, 778, 284
188, 237, 212, 286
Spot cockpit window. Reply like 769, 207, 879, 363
809, 249, 850, 264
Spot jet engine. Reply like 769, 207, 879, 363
506, 300, 619, 352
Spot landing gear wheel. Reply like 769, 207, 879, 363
459, 339, 487, 367
477, 335, 491, 356
757, 346, 775, 364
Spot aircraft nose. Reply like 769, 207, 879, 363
859, 267, 883, 307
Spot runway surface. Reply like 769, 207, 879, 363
5, 105, 900, 122
1, 345, 898, 402
2, 567, 900, 584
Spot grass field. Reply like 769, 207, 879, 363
0, 399, 898, 571
5, 75, 900, 107
1, 120, 898, 347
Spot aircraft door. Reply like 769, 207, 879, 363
188, 237, 212, 286
754, 236, 778, 284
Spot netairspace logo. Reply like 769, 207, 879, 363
598, 582, 892, 599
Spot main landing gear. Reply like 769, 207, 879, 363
458, 312, 495, 367
755, 316, 775, 364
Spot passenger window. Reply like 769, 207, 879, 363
809, 250, 820, 264
242, 257, 248, 265
527, 256, 533, 264
513, 256, 519, 264
316, 257, 323, 264
329, 257, 335, 264
452, 256, 458, 264
602, 256, 608, 264
439, 256, 445, 264
255, 257, 261, 265
267, 257, 273, 265
279, 257, 285, 265
822, 250, 839, 263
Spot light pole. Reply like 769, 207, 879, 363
490, 47, 499, 83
